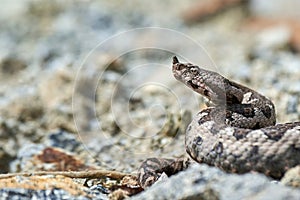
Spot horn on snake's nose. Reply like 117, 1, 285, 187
172, 56, 179, 64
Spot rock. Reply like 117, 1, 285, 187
38, 66, 73, 110
244, 18, 300, 52
182, 0, 244, 23
281, 166, 300, 188
0, 188, 94, 200
286, 95, 298, 114
255, 26, 291, 52
0, 147, 14, 173
132, 164, 300, 200
0, 57, 27, 75
31, 147, 94, 171
0, 117, 45, 173
0, 175, 107, 200
250, 0, 300, 19
0, 85, 43, 122
11, 130, 95, 172
45, 130, 83, 152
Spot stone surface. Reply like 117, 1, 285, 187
132, 164, 300, 200
0, 175, 107, 200
250, 0, 300, 19
281, 166, 300, 188
0, 188, 94, 200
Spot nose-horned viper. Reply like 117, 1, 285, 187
138, 56, 300, 188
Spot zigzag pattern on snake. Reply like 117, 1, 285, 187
137, 56, 300, 188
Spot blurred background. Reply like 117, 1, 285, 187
0, 0, 299, 179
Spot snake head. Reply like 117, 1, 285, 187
172, 56, 227, 104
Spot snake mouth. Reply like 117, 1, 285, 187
186, 80, 211, 99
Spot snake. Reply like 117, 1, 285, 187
137, 56, 300, 189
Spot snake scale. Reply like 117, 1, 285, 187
138, 56, 300, 188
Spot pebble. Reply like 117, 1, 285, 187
286, 95, 298, 114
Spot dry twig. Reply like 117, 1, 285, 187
0, 170, 131, 180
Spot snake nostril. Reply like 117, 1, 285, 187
203, 89, 209, 96
177, 64, 185, 70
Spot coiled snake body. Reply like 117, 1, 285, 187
138, 56, 300, 188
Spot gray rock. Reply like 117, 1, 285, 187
250, 0, 300, 19
0, 188, 106, 200
132, 164, 300, 200
45, 130, 83, 153
281, 166, 300, 188
286, 95, 298, 114
255, 27, 291, 52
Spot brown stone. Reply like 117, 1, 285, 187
182, 0, 244, 23
244, 17, 300, 52
34, 147, 95, 171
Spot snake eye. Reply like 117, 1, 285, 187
190, 67, 198, 74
